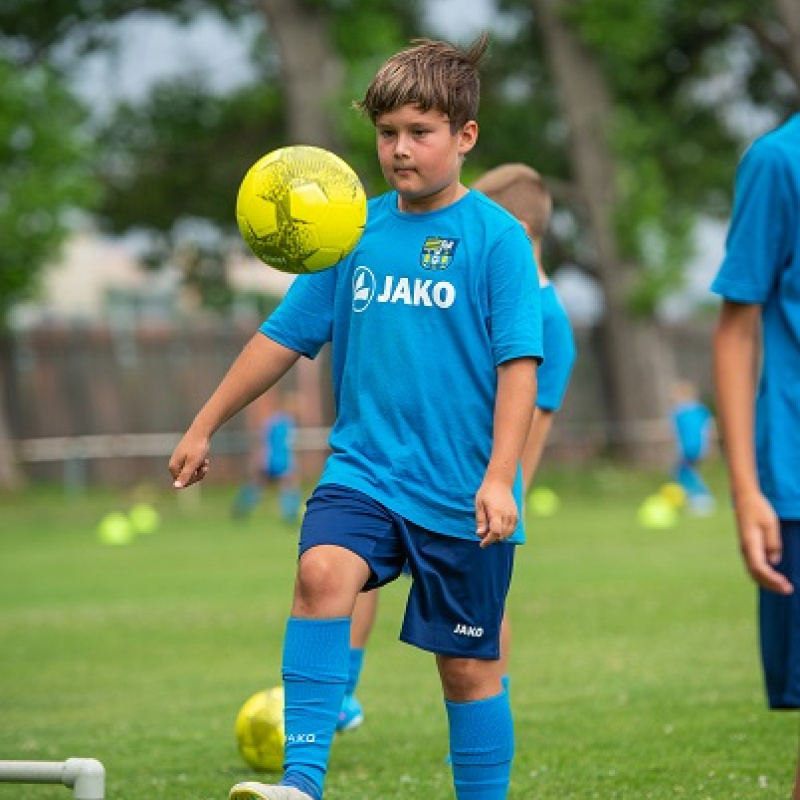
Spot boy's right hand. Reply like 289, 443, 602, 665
168, 432, 211, 489
735, 490, 793, 595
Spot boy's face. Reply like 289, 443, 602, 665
375, 104, 478, 213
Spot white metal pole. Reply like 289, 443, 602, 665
0, 758, 105, 799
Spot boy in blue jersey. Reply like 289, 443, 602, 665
711, 113, 800, 800
471, 163, 576, 685
472, 164, 576, 493
232, 393, 301, 523
169, 34, 542, 800
335, 163, 577, 739
336, 163, 576, 736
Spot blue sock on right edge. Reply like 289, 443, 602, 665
445, 689, 514, 799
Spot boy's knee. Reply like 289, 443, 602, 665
438, 656, 504, 702
293, 546, 369, 616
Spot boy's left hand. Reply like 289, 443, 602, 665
475, 478, 518, 547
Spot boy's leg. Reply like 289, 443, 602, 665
280, 616, 350, 797
232, 544, 371, 800
439, 656, 513, 800
278, 474, 301, 523
499, 612, 511, 686
676, 460, 714, 506
758, 522, 800, 800
398, 525, 515, 800
231, 616, 351, 800
232, 482, 263, 518
338, 588, 379, 731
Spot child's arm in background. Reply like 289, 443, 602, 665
521, 407, 555, 492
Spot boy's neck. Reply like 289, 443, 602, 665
396, 182, 468, 214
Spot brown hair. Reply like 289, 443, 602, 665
355, 33, 490, 132
472, 163, 552, 240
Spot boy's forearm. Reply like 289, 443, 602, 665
486, 357, 538, 486
521, 408, 554, 490
190, 333, 301, 439
713, 303, 761, 499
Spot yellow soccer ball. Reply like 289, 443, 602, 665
528, 486, 561, 517
236, 145, 367, 274
96, 512, 135, 545
129, 503, 160, 534
235, 687, 285, 772
637, 495, 678, 529
659, 482, 687, 510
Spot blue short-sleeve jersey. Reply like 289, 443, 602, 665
537, 285, 576, 412
262, 189, 543, 541
711, 113, 800, 517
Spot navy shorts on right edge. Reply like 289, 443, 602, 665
759, 520, 800, 709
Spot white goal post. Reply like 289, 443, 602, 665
0, 758, 105, 799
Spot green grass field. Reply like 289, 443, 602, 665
1, 464, 798, 799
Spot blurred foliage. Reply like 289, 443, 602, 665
0, 56, 100, 327
475, 0, 798, 315
1, 0, 423, 312
0, 0, 798, 318
96, 80, 285, 235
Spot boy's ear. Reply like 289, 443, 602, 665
458, 120, 479, 154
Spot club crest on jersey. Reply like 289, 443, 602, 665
420, 236, 458, 270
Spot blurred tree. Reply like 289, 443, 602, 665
4, 0, 798, 466
472, 0, 799, 460
0, 56, 101, 488
90, 0, 420, 305
95, 78, 285, 309
1, 0, 420, 306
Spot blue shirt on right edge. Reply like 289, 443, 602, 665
710, 113, 800, 518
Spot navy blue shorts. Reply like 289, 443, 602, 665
299, 484, 515, 659
759, 521, 800, 709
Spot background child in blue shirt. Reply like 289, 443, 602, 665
711, 112, 800, 800
669, 379, 715, 515
337, 163, 577, 746
472, 161, 576, 691
232, 393, 300, 523
170, 34, 542, 800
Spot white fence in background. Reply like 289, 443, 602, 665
14, 427, 332, 495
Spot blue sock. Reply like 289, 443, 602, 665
280, 617, 350, 800
280, 489, 301, 522
445, 690, 514, 799
346, 647, 365, 695
232, 483, 261, 516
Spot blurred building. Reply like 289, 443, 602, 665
12, 229, 294, 327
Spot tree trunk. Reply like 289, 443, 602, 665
0, 334, 22, 490
254, 0, 342, 427
532, 0, 675, 462
774, 0, 800, 86
255, 0, 344, 149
